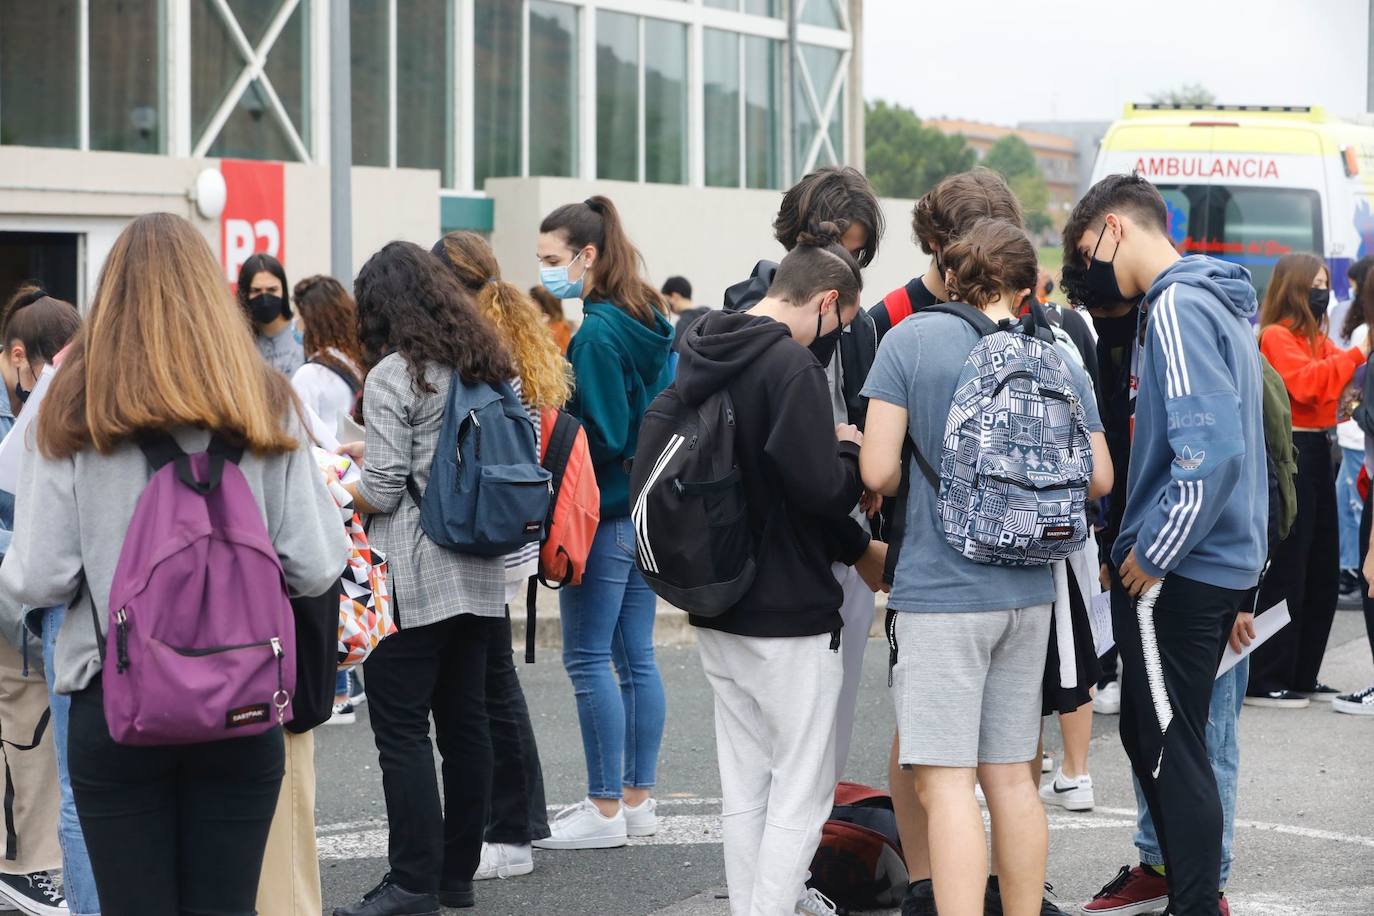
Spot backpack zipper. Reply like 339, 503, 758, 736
271, 637, 289, 723
114, 609, 129, 673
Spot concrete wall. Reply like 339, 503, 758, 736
486, 176, 927, 321
0, 146, 440, 303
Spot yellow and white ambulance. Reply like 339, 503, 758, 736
1089, 104, 1374, 302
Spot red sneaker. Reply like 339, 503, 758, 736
1219, 893, 1230, 916
1082, 865, 1170, 915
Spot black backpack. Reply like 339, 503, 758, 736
628, 385, 755, 616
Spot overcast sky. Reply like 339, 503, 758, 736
862, 0, 1367, 126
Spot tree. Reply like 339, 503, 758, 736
865, 100, 976, 199
1148, 83, 1217, 107
981, 135, 1051, 234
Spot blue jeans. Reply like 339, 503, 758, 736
558, 515, 665, 799
41, 605, 99, 915
1134, 657, 1248, 888
1337, 446, 1364, 571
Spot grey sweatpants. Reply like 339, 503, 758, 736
832, 562, 876, 781
698, 628, 842, 916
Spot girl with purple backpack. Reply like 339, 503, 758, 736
0, 213, 349, 916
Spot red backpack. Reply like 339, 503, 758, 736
807, 782, 909, 913
521, 408, 600, 661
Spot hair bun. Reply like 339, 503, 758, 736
795, 220, 843, 249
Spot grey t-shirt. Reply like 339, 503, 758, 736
256, 324, 305, 377
861, 312, 1100, 613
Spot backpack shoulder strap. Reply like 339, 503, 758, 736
543, 409, 581, 505
923, 302, 1001, 337
308, 358, 361, 395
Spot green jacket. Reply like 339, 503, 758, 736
566, 301, 673, 517
1260, 355, 1297, 543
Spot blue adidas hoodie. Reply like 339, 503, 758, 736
1111, 256, 1268, 590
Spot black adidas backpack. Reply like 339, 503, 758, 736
628, 385, 756, 616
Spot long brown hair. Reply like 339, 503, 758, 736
1260, 252, 1328, 350
353, 241, 514, 392
38, 213, 299, 458
433, 232, 572, 409
293, 275, 364, 387
1341, 255, 1374, 340
539, 196, 666, 327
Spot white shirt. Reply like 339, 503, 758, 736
291, 349, 360, 442
1338, 324, 1368, 452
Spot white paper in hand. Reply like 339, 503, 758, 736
1089, 591, 1115, 657
1216, 601, 1289, 679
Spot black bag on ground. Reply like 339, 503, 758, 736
628, 385, 755, 616
807, 782, 909, 913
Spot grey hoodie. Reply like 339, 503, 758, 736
0, 423, 349, 696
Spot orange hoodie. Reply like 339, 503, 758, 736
1259, 323, 1365, 428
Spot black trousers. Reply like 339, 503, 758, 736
1251, 431, 1339, 694
485, 606, 550, 844
67, 686, 284, 916
1355, 485, 1374, 666
1113, 573, 1243, 916
364, 613, 501, 895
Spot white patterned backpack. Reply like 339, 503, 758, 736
912, 302, 1093, 567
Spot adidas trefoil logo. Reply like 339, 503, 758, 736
1175, 445, 1205, 471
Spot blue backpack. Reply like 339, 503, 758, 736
407, 375, 553, 557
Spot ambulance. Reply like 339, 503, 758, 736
1089, 104, 1374, 302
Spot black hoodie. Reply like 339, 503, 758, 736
677, 310, 868, 637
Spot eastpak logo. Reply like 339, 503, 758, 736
1043, 525, 1074, 541
226, 704, 269, 729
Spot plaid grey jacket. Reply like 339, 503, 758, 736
358, 353, 505, 627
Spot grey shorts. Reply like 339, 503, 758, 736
890, 605, 1051, 768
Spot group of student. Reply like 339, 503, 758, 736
0, 157, 1358, 916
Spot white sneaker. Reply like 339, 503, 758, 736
623, 797, 658, 837
473, 842, 534, 880
328, 701, 356, 725
796, 887, 838, 915
531, 799, 628, 850
1041, 752, 1053, 774
1040, 768, 1094, 812
974, 783, 986, 806
1094, 681, 1122, 715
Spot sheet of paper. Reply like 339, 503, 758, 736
1089, 590, 1115, 657
1217, 600, 1289, 679
337, 413, 364, 445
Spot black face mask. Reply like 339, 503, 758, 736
810, 297, 845, 357
249, 292, 285, 325
1308, 288, 1331, 320
1083, 223, 1126, 306
13, 377, 29, 405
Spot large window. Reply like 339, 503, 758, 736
350, 1, 389, 167
0, 0, 163, 153
529, 0, 578, 178
194, 0, 309, 162
474, 0, 521, 187
705, 0, 780, 14
704, 29, 781, 190
596, 12, 686, 184
794, 43, 845, 174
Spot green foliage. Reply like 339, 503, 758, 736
1148, 83, 1217, 107
981, 135, 1051, 234
864, 100, 976, 199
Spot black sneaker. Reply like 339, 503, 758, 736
439, 880, 475, 909
984, 875, 1068, 916
1339, 569, 1361, 596
1243, 689, 1310, 709
1334, 683, 1374, 716
0, 871, 66, 916
333, 874, 439, 916
900, 878, 938, 916
1299, 682, 1341, 703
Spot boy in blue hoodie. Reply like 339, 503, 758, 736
1064, 175, 1267, 916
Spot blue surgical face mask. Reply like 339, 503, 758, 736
540, 251, 585, 300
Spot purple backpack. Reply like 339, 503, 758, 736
93, 432, 296, 746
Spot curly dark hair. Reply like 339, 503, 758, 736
353, 241, 514, 392
1062, 173, 1168, 270
942, 219, 1037, 309
293, 275, 365, 387
912, 167, 1022, 257
772, 166, 884, 267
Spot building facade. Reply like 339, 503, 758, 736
0, 0, 927, 312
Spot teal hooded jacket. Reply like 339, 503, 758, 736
566, 300, 673, 517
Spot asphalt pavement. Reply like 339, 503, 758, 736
313, 607, 1374, 916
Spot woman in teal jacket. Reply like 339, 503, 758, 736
533, 197, 673, 851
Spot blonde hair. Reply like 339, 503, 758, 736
433, 232, 573, 409
39, 213, 299, 458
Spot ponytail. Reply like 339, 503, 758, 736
433, 231, 573, 409
539, 196, 666, 327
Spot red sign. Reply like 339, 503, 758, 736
1133, 155, 1280, 181
220, 159, 285, 285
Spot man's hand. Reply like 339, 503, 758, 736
836, 423, 863, 446
860, 489, 884, 518
338, 440, 366, 464
1099, 562, 1112, 592
1229, 611, 1257, 655
855, 540, 891, 594
1119, 548, 1162, 599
